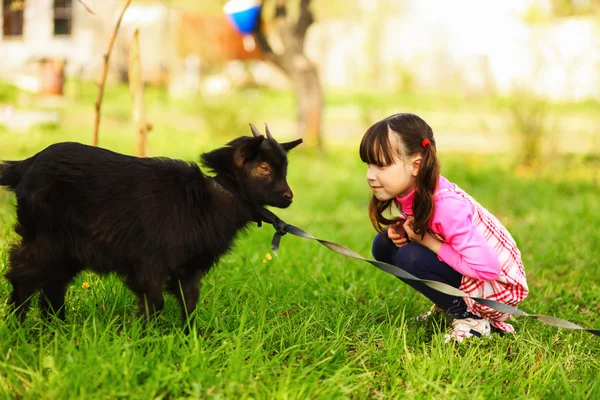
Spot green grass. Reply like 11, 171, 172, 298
0, 85, 599, 398
0, 82, 20, 103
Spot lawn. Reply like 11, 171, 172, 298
0, 83, 599, 399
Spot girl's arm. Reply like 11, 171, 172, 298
433, 198, 502, 282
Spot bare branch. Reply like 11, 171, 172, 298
275, 0, 286, 18
93, 0, 132, 147
253, 0, 287, 72
129, 28, 152, 157
254, 0, 273, 53
252, 0, 323, 149
77, 0, 95, 15
272, 0, 297, 53
296, 0, 314, 39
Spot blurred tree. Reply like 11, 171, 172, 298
546, 0, 600, 187
549, 0, 600, 17
524, 0, 600, 22
254, 0, 323, 150
150, 0, 361, 19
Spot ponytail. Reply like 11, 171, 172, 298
412, 143, 440, 238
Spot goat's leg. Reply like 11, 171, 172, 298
5, 244, 45, 321
174, 278, 200, 335
39, 278, 73, 321
126, 269, 166, 319
166, 272, 200, 314
39, 282, 67, 320
172, 267, 209, 326
176, 279, 201, 320
7, 280, 39, 322
38, 256, 81, 320
137, 291, 165, 319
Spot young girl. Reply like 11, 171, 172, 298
360, 113, 528, 342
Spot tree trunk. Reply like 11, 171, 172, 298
291, 63, 323, 148
254, 0, 323, 150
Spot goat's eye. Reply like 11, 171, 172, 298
257, 164, 272, 175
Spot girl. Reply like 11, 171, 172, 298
360, 113, 528, 342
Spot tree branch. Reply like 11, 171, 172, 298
296, 0, 314, 39
273, 0, 297, 53
254, 0, 273, 53
77, 0, 95, 15
93, 0, 132, 147
275, 0, 286, 18
253, 0, 287, 72
129, 28, 152, 157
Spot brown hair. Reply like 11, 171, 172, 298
359, 113, 440, 236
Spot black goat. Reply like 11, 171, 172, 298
0, 124, 301, 323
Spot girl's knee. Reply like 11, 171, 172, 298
371, 233, 395, 263
395, 243, 433, 273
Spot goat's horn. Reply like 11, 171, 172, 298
264, 123, 274, 140
249, 123, 262, 138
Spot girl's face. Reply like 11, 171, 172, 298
365, 131, 421, 201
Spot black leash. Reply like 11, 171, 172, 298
215, 177, 600, 337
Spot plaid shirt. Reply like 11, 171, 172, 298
396, 177, 529, 333
440, 184, 528, 333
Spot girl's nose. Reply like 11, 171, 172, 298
366, 165, 377, 181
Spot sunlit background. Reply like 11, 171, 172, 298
1, 0, 599, 165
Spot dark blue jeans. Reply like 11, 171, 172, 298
372, 233, 477, 319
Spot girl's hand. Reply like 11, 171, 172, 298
403, 217, 443, 254
403, 217, 419, 244
387, 219, 408, 247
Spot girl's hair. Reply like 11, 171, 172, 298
359, 113, 440, 236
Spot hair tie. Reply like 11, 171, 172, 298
421, 139, 431, 148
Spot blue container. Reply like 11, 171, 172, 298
223, 0, 262, 35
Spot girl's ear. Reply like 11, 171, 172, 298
412, 156, 423, 176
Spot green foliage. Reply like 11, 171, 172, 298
195, 93, 257, 140
0, 81, 19, 103
507, 93, 554, 168
549, 0, 600, 17
396, 67, 415, 94
357, 95, 382, 130
523, 0, 600, 23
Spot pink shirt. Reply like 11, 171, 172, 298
395, 175, 529, 332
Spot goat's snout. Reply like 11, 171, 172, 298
283, 191, 293, 201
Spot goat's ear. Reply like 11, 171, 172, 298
234, 136, 264, 167
200, 146, 235, 174
280, 138, 303, 152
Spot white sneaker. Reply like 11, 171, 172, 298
444, 318, 491, 343
416, 304, 444, 321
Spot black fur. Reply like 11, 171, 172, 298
0, 126, 302, 324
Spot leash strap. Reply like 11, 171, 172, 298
254, 207, 600, 337
211, 177, 598, 337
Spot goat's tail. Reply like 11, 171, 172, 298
0, 156, 35, 191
